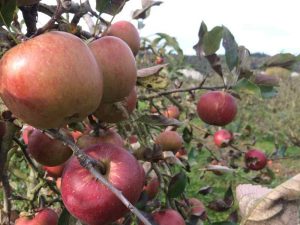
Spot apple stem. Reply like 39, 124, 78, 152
44, 129, 153, 225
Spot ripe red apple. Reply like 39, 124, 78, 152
197, 91, 237, 126
94, 86, 137, 123
213, 129, 233, 148
106, 20, 140, 56
144, 177, 160, 200
15, 208, 58, 225
42, 164, 65, 179
163, 105, 180, 119
89, 36, 137, 103
77, 129, 124, 148
61, 143, 145, 225
27, 129, 73, 166
155, 131, 183, 153
245, 149, 267, 171
0, 31, 103, 129
140, 209, 185, 225
155, 56, 164, 65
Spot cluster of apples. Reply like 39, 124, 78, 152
196, 90, 267, 171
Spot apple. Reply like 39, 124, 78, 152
0, 31, 103, 129
106, 20, 140, 56
22, 125, 35, 145
144, 177, 160, 200
77, 128, 124, 148
94, 86, 137, 123
185, 198, 206, 219
155, 131, 183, 153
140, 209, 185, 225
163, 105, 180, 119
213, 129, 233, 148
155, 56, 164, 65
42, 164, 65, 179
15, 208, 58, 225
245, 149, 267, 171
27, 129, 73, 166
197, 91, 237, 126
89, 36, 137, 103
61, 143, 145, 225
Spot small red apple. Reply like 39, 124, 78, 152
163, 105, 180, 119
155, 56, 164, 65
94, 86, 137, 123
15, 208, 58, 225
61, 143, 145, 225
144, 177, 160, 200
77, 129, 124, 148
197, 91, 237, 126
106, 20, 140, 56
245, 149, 267, 171
140, 209, 185, 225
27, 129, 73, 166
155, 131, 183, 153
213, 129, 233, 148
42, 164, 65, 179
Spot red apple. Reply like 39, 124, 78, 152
155, 131, 183, 153
197, 91, 237, 126
0, 31, 103, 129
15, 208, 58, 225
27, 129, 73, 166
106, 20, 140, 56
245, 149, 267, 171
186, 198, 206, 219
144, 177, 160, 200
140, 209, 185, 225
61, 143, 145, 225
213, 129, 233, 148
77, 129, 124, 148
42, 164, 65, 179
155, 56, 164, 65
94, 86, 137, 123
89, 36, 137, 103
163, 105, 180, 119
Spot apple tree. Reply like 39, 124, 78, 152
0, 0, 297, 225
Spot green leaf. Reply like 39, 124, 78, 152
58, 208, 71, 225
96, 0, 128, 15
263, 53, 297, 69
259, 85, 278, 99
0, 0, 17, 27
183, 126, 193, 144
193, 21, 208, 57
167, 171, 187, 198
203, 26, 223, 55
222, 26, 238, 71
155, 33, 183, 56
233, 78, 261, 96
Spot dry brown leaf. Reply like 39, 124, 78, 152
236, 173, 300, 225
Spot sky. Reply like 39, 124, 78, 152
40, 0, 300, 56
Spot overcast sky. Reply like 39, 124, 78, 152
41, 0, 300, 56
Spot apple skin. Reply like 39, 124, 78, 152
144, 177, 160, 200
15, 208, 58, 225
77, 129, 124, 148
27, 129, 73, 166
0, 31, 103, 129
197, 91, 237, 126
42, 164, 65, 179
140, 209, 185, 225
106, 20, 140, 56
61, 143, 145, 225
94, 86, 137, 123
245, 149, 267, 171
163, 105, 180, 119
213, 129, 233, 148
89, 36, 137, 103
155, 131, 183, 153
